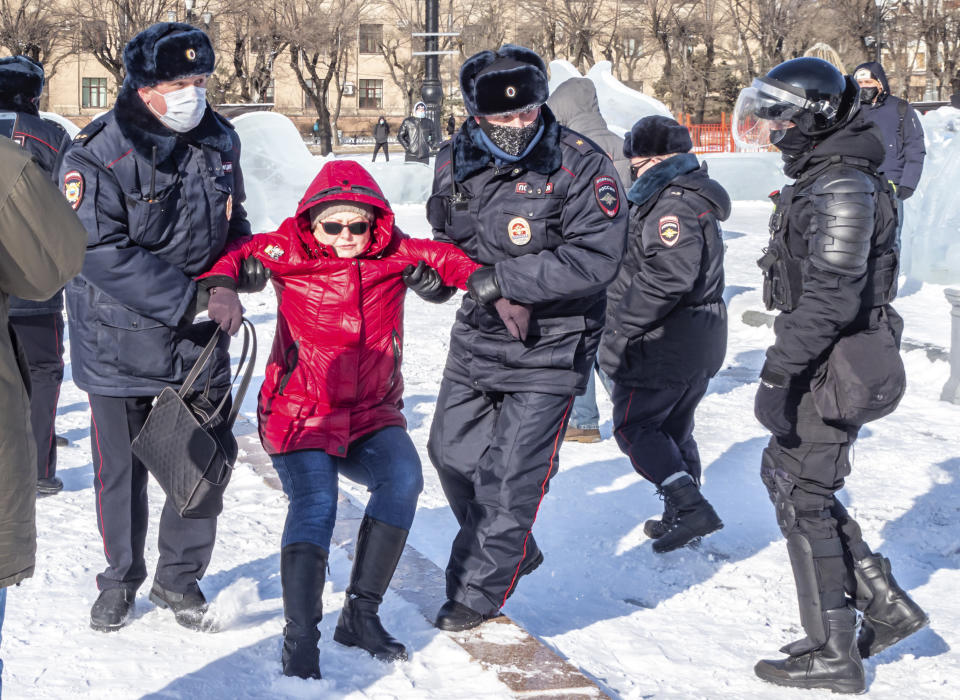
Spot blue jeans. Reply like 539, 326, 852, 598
570, 362, 614, 430
271, 426, 423, 550
1, 586, 6, 696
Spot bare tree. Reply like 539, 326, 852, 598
0, 0, 76, 107
911, 0, 960, 100
213, 0, 289, 104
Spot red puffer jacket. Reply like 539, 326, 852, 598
201, 160, 479, 456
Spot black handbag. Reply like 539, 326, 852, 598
132, 319, 257, 518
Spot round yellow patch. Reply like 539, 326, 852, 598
186, 48, 197, 61
507, 216, 532, 246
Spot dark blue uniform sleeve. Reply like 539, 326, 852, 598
495, 151, 627, 304
60, 146, 195, 327
899, 105, 925, 191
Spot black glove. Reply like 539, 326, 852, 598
466, 266, 501, 304
896, 185, 914, 200
493, 297, 532, 341
237, 256, 270, 292
207, 287, 244, 335
754, 364, 798, 445
402, 260, 457, 303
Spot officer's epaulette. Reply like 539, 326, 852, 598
213, 111, 236, 130
561, 130, 604, 156
73, 119, 106, 147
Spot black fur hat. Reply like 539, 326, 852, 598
123, 22, 215, 89
0, 55, 44, 114
460, 44, 548, 117
623, 115, 693, 158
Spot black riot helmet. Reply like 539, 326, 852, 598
733, 57, 860, 150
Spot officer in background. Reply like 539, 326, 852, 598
597, 116, 727, 554
0, 56, 73, 496
407, 45, 627, 631
733, 57, 928, 693
397, 101, 435, 164
61, 23, 255, 633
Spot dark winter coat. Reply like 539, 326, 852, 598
1, 138, 86, 588
546, 77, 633, 186
60, 85, 251, 397
427, 107, 628, 395
598, 154, 729, 387
1, 108, 72, 316
201, 160, 479, 456
373, 118, 389, 144
398, 116, 435, 163
854, 62, 926, 190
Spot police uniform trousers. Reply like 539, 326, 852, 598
760, 389, 871, 637
9, 313, 64, 481
88, 393, 224, 594
610, 378, 708, 486
428, 378, 572, 617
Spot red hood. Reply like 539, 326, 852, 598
294, 159, 396, 258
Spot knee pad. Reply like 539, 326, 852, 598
760, 448, 779, 504
773, 473, 799, 538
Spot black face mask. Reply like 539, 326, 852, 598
860, 87, 880, 103
478, 117, 541, 157
773, 126, 812, 157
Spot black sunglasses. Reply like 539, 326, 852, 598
319, 220, 370, 236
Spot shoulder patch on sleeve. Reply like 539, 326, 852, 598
658, 215, 680, 246
73, 119, 106, 147
63, 170, 84, 210
594, 175, 620, 217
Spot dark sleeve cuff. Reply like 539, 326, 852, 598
198, 275, 237, 292
760, 362, 791, 389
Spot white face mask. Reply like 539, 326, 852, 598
152, 85, 207, 133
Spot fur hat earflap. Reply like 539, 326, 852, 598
459, 44, 548, 117
123, 22, 215, 89
623, 115, 693, 158
0, 56, 44, 114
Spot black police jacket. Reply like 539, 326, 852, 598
761, 119, 899, 386
598, 155, 729, 388
427, 108, 627, 395
1, 106, 72, 316
60, 85, 251, 397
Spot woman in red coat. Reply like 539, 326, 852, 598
202, 160, 479, 679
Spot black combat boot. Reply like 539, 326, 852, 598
644, 487, 678, 539
333, 516, 409, 662
281, 542, 328, 679
435, 599, 491, 631
651, 476, 723, 553
150, 581, 212, 631
853, 553, 928, 658
90, 587, 136, 632
755, 606, 865, 694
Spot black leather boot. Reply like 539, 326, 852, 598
652, 476, 723, 553
644, 487, 679, 539
854, 553, 928, 658
150, 581, 212, 631
755, 606, 865, 694
90, 587, 136, 632
281, 542, 327, 679
333, 516, 409, 662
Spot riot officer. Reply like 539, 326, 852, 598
597, 116, 728, 553
60, 23, 254, 633
0, 56, 73, 496
733, 57, 928, 693
407, 45, 627, 630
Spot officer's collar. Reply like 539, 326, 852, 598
626, 152, 700, 208
114, 84, 234, 161
453, 106, 562, 180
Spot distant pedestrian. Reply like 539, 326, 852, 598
446, 114, 456, 137
397, 101, 435, 164
372, 115, 389, 162
312, 118, 320, 145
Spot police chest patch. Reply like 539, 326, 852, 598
594, 175, 619, 217
507, 217, 532, 246
63, 170, 84, 210
658, 215, 680, 247
264, 244, 284, 261
515, 182, 528, 194
223, 162, 233, 173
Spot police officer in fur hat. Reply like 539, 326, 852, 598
597, 116, 728, 553
0, 56, 74, 497
60, 22, 261, 633
403, 44, 627, 630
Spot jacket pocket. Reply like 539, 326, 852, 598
499, 203, 561, 255
501, 315, 585, 370
277, 341, 300, 396
96, 304, 174, 379
126, 187, 180, 249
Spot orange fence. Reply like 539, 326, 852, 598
677, 112, 775, 153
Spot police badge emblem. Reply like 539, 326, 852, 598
507, 217, 532, 246
594, 175, 620, 217
658, 215, 680, 246
63, 170, 84, 210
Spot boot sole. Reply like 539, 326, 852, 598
333, 626, 409, 661
89, 617, 128, 632
863, 614, 929, 658
653, 522, 723, 554
755, 667, 865, 695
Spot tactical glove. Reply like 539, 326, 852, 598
402, 260, 456, 303
237, 256, 270, 292
466, 266, 501, 304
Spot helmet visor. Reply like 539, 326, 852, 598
732, 84, 805, 149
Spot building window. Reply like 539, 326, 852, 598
302, 78, 315, 108
359, 24, 382, 54
81, 77, 108, 108
623, 36, 642, 57
264, 80, 275, 102
358, 79, 383, 109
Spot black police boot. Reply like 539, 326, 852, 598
281, 542, 327, 679
333, 516, 409, 662
90, 587, 136, 632
435, 599, 491, 632
149, 581, 212, 632
651, 476, 723, 553
644, 488, 679, 539
755, 606, 865, 694
37, 476, 64, 496
853, 553, 928, 658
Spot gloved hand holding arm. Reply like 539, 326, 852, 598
206, 287, 244, 335
467, 266, 531, 341
402, 260, 456, 303
237, 255, 271, 292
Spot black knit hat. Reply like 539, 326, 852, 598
0, 56, 44, 114
460, 44, 549, 117
623, 115, 693, 158
123, 22, 215, 89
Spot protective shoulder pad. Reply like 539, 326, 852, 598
809, 166, 876, 276
72, 119, 106, 147
561, 128, 604, 156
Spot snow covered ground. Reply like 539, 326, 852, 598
2, 193, 959, 698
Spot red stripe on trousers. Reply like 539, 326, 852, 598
615, 389, 656, 482
501, 396, 573, 607
89, 403, 111, 559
